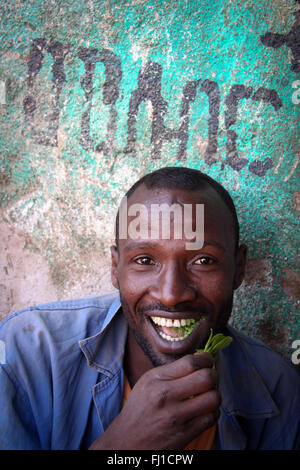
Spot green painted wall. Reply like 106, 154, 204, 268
0, 0, 299, 364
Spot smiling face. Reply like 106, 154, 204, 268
111, 184, 247, 371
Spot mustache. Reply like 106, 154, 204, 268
136, 300, 212, 316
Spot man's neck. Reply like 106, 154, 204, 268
123, 329, 153, 388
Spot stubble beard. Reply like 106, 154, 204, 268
120, 293, 169, 367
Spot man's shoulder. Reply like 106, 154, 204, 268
0, 291, 120, 345
2, 291, 119, 316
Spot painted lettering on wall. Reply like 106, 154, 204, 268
23, 39, 283, 177
260, 6, 300, 74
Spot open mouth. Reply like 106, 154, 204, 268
150, 316, 203, 342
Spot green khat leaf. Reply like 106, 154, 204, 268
196, 329, 232, 362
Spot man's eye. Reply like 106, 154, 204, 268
194, 256, 214, 265
134, 256, 155, 265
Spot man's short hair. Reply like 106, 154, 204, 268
115, 166, 240, 252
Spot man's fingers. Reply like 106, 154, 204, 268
171, 367, 218, 400
152, 352, 214, 381
178, 389, 221, 423
182, 408, 220, 444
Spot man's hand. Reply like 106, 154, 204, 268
89, 352, 220, 450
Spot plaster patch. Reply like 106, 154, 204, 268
0, 220, 58, 320
256, 318, 289, 352
280, 268, 300, 301
292, 191, 300, 212
244, 258, 273, 288
130, 43, 150, 65
59, 250, 115, 300
284, 152, 299, 182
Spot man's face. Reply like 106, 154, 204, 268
111, 184, 246, 367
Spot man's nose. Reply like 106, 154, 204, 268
150, 262, 196, 307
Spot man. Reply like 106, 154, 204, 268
0, 166, 299, 450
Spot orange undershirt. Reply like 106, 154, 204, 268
122, 373, 217, 450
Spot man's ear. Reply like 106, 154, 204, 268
110, 245, 119, 290
233, 244, 247, 290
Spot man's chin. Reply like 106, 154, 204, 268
131, 329, 184, 367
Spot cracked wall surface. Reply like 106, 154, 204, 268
0, 0, 299, 364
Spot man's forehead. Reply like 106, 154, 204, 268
116, 182, 237, 252
126, 183, 227, 210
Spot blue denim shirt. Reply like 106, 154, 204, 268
0, 292, 299, 450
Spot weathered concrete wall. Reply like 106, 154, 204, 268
0, 0, 299, 363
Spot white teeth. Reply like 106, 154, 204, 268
151, 316, 198, 327
158, 331, 185, 342
150, 316, 202, 342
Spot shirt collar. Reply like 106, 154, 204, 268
79, 295, 126, 376
218, 325, 279, 419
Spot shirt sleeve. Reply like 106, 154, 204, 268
0, 363, 41, 449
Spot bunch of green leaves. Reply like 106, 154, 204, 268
182, 319, 201, 339
196, 329, 232, 363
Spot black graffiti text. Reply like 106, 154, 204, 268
23, 39, 283, 177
